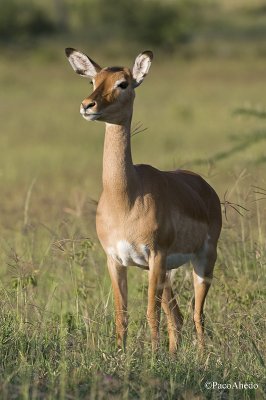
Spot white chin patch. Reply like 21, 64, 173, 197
82, 113, 100, 121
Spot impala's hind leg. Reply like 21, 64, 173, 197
162, 273, 183, 354
192, 240, 217, 349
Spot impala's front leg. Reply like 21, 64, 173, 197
107, 258, 128, 350
147, 252, 166, 351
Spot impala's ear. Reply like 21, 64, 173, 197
65, 48, 101, 78
132, 50, 153, 88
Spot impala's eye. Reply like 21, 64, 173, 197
90, 81, 93, 85
118, 81, 128, 89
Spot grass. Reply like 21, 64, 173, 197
0, 44, 265, 399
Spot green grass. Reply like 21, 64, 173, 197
0, 46, 265, 399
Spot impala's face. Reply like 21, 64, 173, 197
65, 48, 153, 125
80, 67, 135, 124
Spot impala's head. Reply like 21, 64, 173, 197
65, 48, 153, 124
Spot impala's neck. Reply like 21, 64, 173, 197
102, 117, 137, 203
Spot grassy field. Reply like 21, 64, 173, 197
0, 44, 265, 399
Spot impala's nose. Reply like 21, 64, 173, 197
85, 101, 96, 109
81, 100, 96, 114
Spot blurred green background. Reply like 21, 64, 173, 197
1, 0, 266, 53
0, 0, 266, 59
0, 1, 265, 399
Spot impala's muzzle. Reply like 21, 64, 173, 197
80, 96, 101, 120
81, 99, 96, 113
82, 100, 96, 111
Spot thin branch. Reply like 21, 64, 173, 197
131, 121, 148, 137
250, 197, 266, 203
251, 185, 266, 192
229, 204, 245, 217
220, 190, 249, 221
253, 191, 266, 196
250, 185, 266, 203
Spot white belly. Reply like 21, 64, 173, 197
107, 240, 193, 268
107, 240, 149, 267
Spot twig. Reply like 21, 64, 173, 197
220, 190, 249, 221
250, 185, 266, 203
251, 185, 266, 192
131, 121, 148, 137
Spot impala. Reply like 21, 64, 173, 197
65, 48, 222, 353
